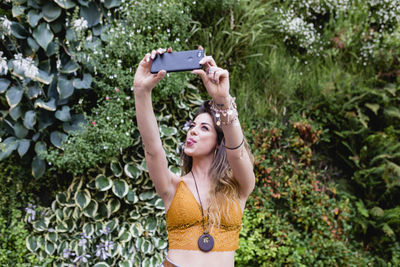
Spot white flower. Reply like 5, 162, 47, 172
0, 16, 12, 35
73, 17, 88, 32
0, 51, 8, 75
13, 53, 39, 79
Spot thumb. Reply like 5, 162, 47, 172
155, 70, 166, 83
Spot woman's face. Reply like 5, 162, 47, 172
184, 112, 218, 157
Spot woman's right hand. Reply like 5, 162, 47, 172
133, 47, 172, 95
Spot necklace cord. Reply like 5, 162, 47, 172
191, 171, 208, 233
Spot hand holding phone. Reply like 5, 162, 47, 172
150, 49, 204, 74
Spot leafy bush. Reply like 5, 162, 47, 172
43, 0, 197, 175
0, 0, 123, 178
26, 86, 203, 266
236, 117, 371, 266
0, 156, 40, 265
311, 83, 400, 263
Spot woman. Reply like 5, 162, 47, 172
133, 47, 255, 267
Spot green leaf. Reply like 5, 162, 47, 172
61, 60, 79, 74
27, 37, 40, 52
73, 73, 92, 89
27, 85, 41, 99
18, 139, 30, 157
50, 131, 67, 148
45, 241, 56, 255
370, 206, 384, 217
382, 223, 395, 236
139, 191, 156, 201
144, 217, 157, 232
32, 23, 54, 50
126, 189, 138, 204
32, 156, 46, 178
83, 223, 95, 237
0, 78, 11, 93
365, 103, 380, 115
95, 175, 113, 191
34, 69, 54, 84
384, 106, 400, 120
110, 161, 123, 177
93, 263, 110, 267
34, 98, 56, 111
55, 106, 71, 121
107, 198, 120, 214
130, 222, 144, 237
141, 239, 153, 255
43, 2, 62, 22
356, 200, 369, 218
112, 179, 129, 198
23, 110, 36, 129
124, 162, 141, 179
56, 192, 67, 205
9, 105, 22, 120
14, 122, 28, 138
0, 137, 18, 160
80, 2, 101, 27
12, 5, 25, 17
63, 114, 86, 133
27, 10, 43, 27
83, 199, 99, 218
54, 0, 76, 9
47, 232, 58, 243
57, 76, 74, 99
160, 125, 177, 137
6, 86, 23, 109
118, 261, 133, 267
26, 235, 38, 252
118, 228, 132, 243
34, 141, 47, 155
11, 22, 29, 39
104, 0, 121, 9
74, 189, 91, 209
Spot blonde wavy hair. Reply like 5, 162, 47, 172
180, 100, 254, 230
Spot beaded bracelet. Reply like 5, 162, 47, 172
210, 97, 238, 126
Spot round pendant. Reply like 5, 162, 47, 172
198, 233, 214, 252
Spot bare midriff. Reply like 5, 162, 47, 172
167, 249, 235, 267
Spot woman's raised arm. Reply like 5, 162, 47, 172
133, 48, 177, 201
192, 54, 255, 199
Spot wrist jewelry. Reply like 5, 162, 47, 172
224, 138, 245, 150
210, 96, 238, 126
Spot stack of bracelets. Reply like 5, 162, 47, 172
210, 96, 244, 150
210, 96, 238, 126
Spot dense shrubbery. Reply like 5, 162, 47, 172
236, 118, 370, 266
0, 157, 40, 266
0, 0, 399, 265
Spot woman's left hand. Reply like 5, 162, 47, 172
192, 49, 230, 103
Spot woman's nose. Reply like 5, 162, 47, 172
189, 128, 198, 136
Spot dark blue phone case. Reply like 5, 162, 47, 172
150, 50, 204, 74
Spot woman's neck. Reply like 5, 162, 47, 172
191, 155, 213, 181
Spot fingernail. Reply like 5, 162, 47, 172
151, 55, 155, 59
146, 57, 150, 62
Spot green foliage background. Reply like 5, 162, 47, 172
1, 0, 399, 266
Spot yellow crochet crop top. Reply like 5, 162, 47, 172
165, 179, 242, 251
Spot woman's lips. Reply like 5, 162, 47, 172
186, 138, 196, 147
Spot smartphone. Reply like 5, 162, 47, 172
150, 50, 204, 74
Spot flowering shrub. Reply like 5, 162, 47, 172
236, 117, 370, 266
42, 0, 198, 174
0, 1, 123, 178
273, 0, 400, 68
